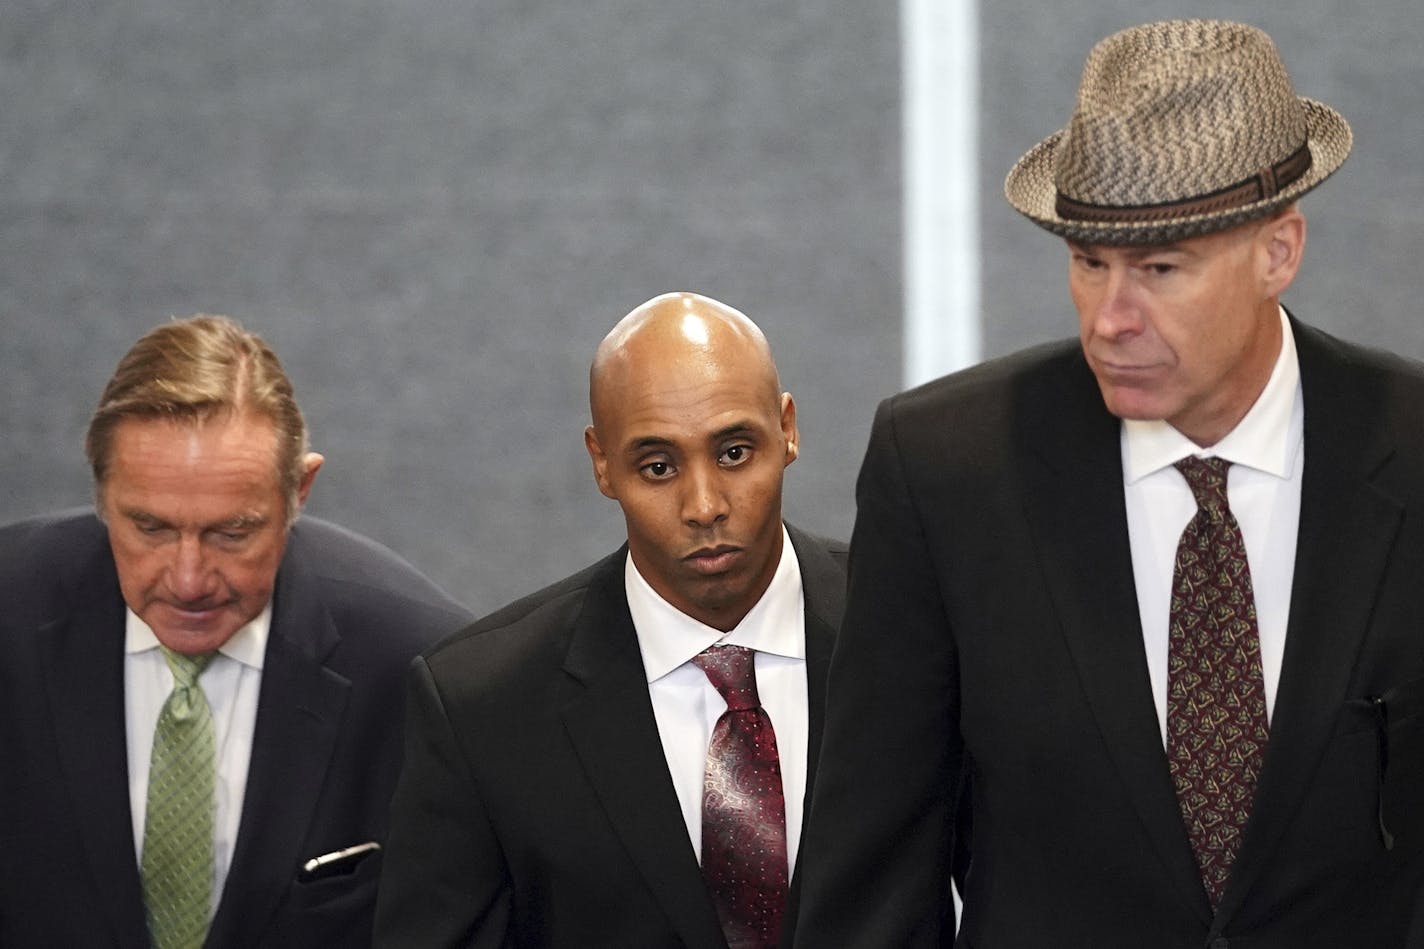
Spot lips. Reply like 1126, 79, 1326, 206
683, 545, 743, 575
158, 600, 230, 628
1093, 359, 1164, 382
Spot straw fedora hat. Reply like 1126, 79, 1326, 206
1004, 19, 1352, 246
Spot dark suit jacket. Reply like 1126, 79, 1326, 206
0, 509, 472, 949
1410, 885, 1424, 949
795, 320, 1424, 948
373, 525, 847, 949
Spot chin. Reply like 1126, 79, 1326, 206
702, 581, 760, 616
1100, 391, 1172, 423
151, 623, 240, 655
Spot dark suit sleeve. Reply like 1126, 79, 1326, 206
374, 657, 512, 949
794, 397, 962, 946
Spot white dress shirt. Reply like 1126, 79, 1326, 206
627, 525, 809, 874
125, 606, 267, 914
1123, 307, 1303, 746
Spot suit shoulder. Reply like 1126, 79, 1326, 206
866, 338, 1092, 467
0, 506, 105, 556
882, 337, 1083, 425
428, 552, 620, 652
282, 516, 473, 639
786, 523, 848, 632
0, 508, 109, 599
1296, 322, 1424, 425
786, 523, 849, 571
787, 524, 849, 555
1305, 324, 1424, 384
420, 551, 623, 691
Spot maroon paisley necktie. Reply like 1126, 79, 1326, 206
691, 644, 789, 949
1166, 456, 1271, 907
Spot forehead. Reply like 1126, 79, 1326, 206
599, 354, 779, 449
1068, 222, 1256, 260
105, 413, 282, 502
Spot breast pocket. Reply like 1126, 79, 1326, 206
261, 845, 382, 947
1341, 674, 1424, 852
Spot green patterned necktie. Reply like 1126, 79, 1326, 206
142, 647, 218, 949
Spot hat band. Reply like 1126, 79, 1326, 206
1054, 141, 1313, 225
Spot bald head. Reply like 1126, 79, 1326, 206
589, 292, 781, 435
583, 291, 798, 631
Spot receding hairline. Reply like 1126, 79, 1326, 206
86, 313, 312, 522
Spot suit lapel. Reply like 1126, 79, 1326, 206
559, 551, 728, 949
42, 551, 151, 948
1215, 321, 1403, 919
1021, 352, 1213, 922
786, 525, 845, 807
781, 527, 843, 946
206, 549, 350, 948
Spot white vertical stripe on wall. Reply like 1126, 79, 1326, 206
902, 0, 981, 388
904, 0, 975, 922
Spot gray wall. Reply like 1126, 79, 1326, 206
0, 0, 899, 615
5, 1, 1420, 616
982, 3, 1424, 356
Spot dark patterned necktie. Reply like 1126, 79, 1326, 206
691, 645, 789, 949
1166, 456, 1270, 907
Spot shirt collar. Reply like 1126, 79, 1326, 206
1123, 306, 1302, 483
627, 524, 805, 684
124, 602, 271, 670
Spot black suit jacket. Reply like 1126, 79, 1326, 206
795, 320, 1424, 948
373, 525, 847, 948
0, 510, 472, 949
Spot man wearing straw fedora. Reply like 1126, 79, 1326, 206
796, 19, 1424, 948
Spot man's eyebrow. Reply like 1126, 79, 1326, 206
711, 421, 758, 441
118, 509, 266, 530
214, 513, 267, 530
621, 422, 759, 455
623, 435, 675, 455
1068, 240, 1190, 260
1126, 244, 1190, 260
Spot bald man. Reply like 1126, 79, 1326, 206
374, 293, 847, 949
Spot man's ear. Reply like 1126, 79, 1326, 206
296, 452, 324, 507
584, 425, 617, 499
1260, 207, 1306, 298
780, 392, 799, 466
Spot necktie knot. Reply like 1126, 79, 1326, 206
692, 644, 761, 711
160, 647, 215, 719
1175, 455, 1231, 520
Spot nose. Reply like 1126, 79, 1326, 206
1090, 267, 1144, 340
682, 463, 730, 529
167, 534, 220, 603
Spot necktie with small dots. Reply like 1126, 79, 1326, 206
691, 644, 788, 949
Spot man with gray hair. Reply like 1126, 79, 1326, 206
797, 20, 1424, 947
0, 314, 471, 948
